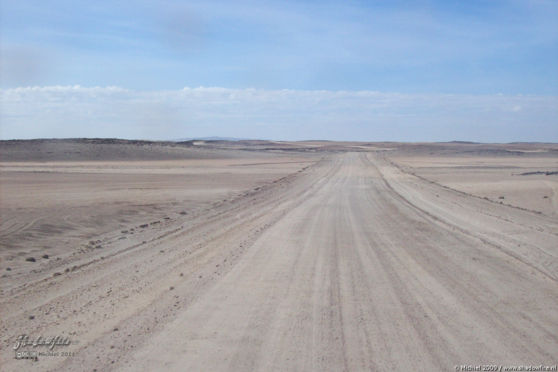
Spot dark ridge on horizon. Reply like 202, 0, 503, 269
1, 138, 557, 145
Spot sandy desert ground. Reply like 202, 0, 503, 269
0, 139, 557, 371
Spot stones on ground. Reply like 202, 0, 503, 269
26, 257, 36, 262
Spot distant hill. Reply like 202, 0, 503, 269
447, 140, 480, 144
174, 137, 257, 142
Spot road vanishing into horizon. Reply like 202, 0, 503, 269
2, 152, 557, 371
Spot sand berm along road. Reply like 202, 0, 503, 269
2, 153, 557, 371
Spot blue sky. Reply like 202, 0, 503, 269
1, 0, 557, 141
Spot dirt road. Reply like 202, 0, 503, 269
2, 152, 557, 371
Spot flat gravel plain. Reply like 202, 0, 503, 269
1, 142, 557, 371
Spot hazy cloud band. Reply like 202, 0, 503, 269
1, 86, 557, 142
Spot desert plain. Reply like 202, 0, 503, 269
0, 139, 557, 371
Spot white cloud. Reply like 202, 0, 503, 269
1, 86, 557, 142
